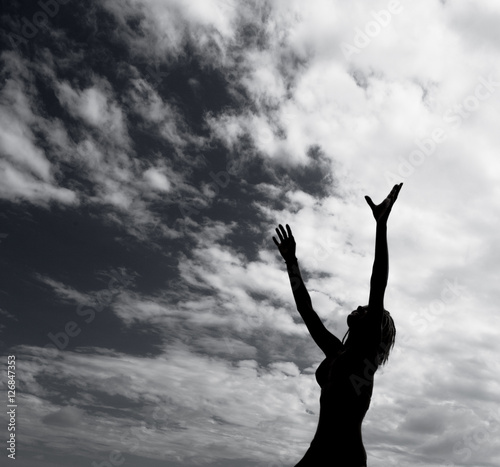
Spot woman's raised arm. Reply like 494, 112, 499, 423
364, 183, 403, 325
273, 224, 341, 356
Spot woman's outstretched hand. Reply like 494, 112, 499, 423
365, 183, 403, 223
273, 224, 297, 263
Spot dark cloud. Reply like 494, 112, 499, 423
42, 406, 84, 427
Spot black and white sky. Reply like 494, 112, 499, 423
1, 0, 500, 466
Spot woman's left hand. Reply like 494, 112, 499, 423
365, 183, 403, 223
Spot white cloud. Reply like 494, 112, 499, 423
15, 345, 316, 464
56, 80, 127, 143
0, 106, 51, 181
143, 167, 171, 192
0, 53, 78, 206
35, 276, 91, 306
0, 161, 77, 205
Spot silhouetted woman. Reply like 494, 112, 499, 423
273, 183, 402, 467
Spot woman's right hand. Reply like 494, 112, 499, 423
272, 224, 296, 263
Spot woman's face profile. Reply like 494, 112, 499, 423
347, 305, 368, 328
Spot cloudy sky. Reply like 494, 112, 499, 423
1, 0, 500, 466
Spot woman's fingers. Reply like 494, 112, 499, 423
390, 183, 403, 203
365, 196, 375, 209
365, 184, 402, 220
274, 224, 294, 247
279, 224, 288, 239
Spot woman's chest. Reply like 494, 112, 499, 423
315, 350, 375, 389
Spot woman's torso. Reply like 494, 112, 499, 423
296, 346, 377, 466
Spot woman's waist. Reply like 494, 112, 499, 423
320, 385, 372, 408
316, 398, 369, 432
315, 408, 365, 433
307, 431, 366, 463
320, 373, 374, 393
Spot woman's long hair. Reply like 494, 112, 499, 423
378, 310, 396, 365
342, 309, 396, 366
